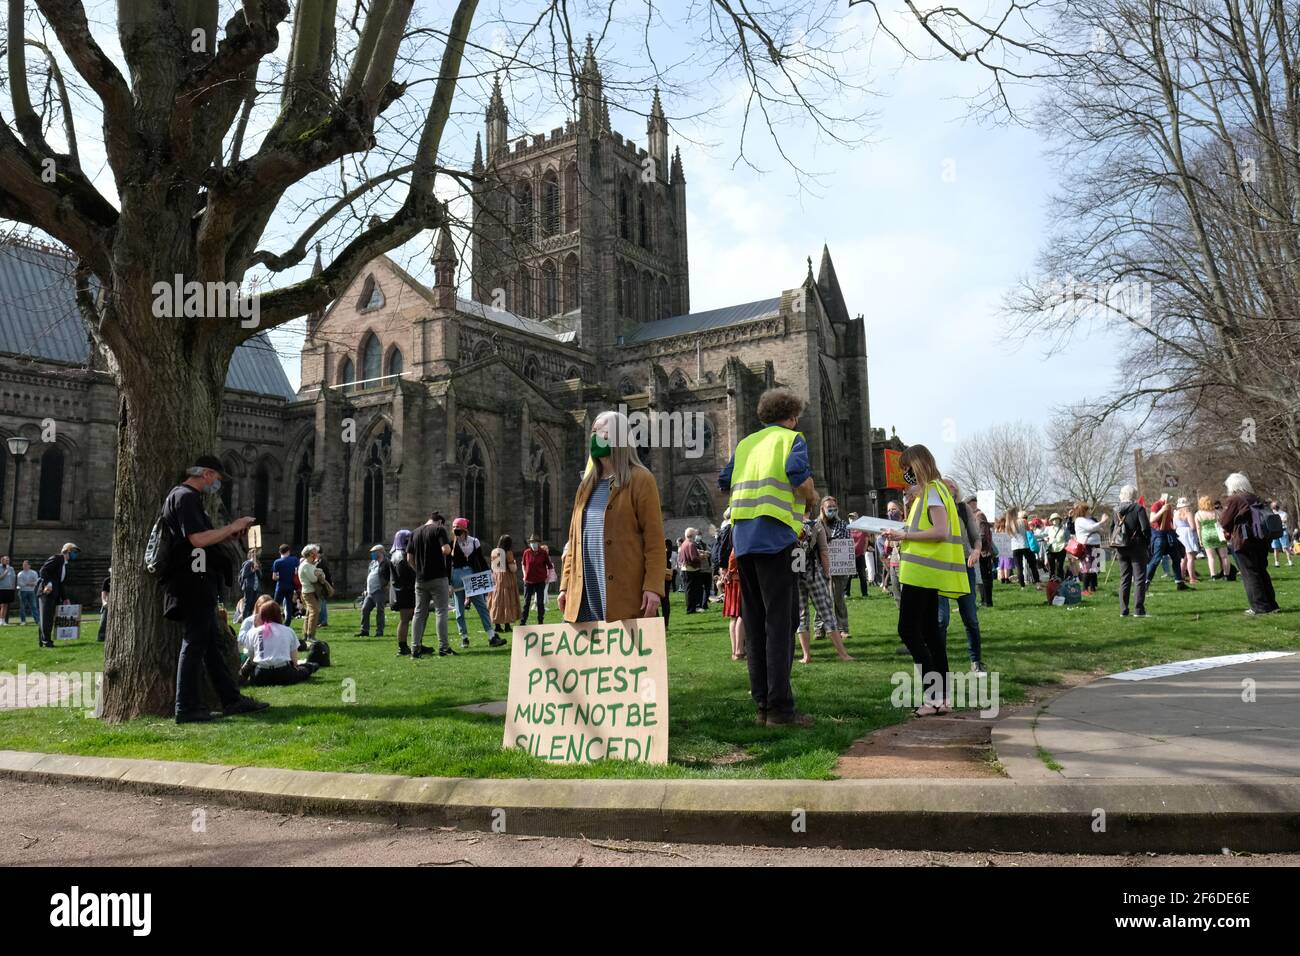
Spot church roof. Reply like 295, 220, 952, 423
621, 296, 781, 344
0, 238, 295, 400
456, 296, 574, 341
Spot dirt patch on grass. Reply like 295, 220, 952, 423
834, 670, 1105, 779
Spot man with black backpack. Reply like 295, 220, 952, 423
160, 454, 270, 723
1112, 485, 1152, 618
1219, 473, 1281, 616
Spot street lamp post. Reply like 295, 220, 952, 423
6, 436, 31, 561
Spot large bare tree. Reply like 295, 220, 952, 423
949, 420, 1050, 513
1, 1, 1055, 719
1010, 0, 1300, 505
1046, 403, 1135, 508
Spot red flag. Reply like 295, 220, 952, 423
884, 448, 906, 490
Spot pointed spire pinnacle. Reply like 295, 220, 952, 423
435, 224, 456, 263
806, 256, 814, 281
311, 242, 322, 276
650, 87, 665, 120
487, 73, 506, 118
600, 95, 611, 131
581, 34, 599, 75
472, 132, 483, 172
670, 145, 685, 184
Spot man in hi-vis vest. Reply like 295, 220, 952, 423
719, 388, 818, 727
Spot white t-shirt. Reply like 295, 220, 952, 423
242, 622, 297, 666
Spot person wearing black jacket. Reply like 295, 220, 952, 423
36, 542, 79, 648
408, 511, 454, 657
1220, 473, 1280, 616
163, 454, 269, 723
1113, 485, 1152, 618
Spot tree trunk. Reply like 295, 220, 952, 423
99, 310, 228, 721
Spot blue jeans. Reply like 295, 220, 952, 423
274, 588, 296, 622
451, 566, 492, 638
18, 590, 38, 624
938, 565, 983, 664
238, 586, 258, 622
1145, 530, 1183, 583
319, 598, 329, 625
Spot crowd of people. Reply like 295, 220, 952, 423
5, 402, 1294, 735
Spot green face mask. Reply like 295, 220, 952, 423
590, 432, 611, 459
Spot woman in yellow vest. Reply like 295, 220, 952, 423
880, 444, 969, 716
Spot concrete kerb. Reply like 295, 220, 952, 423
4, 750, 1300, 853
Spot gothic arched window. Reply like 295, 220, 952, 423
523, 356, 541, 383
254, 462, 271, 526
459, 433, 488, 535
542, 259, 558, 316
362, 438, 385, 545
361, 333, 382, 386
293, 449, 312, 549
542, 171, 560, 237
339, 357, 355, 392
564, 163, 579, 231
387, 347, 404, 378
638, 191, 649, 248
532, 447, 553, 543
36, 445, 64, 521
617, 178, 630, 240
641, 272, 653, 322
658, 277, 671, 319
563, 254, 579, 312
684, 481, 712, 519
515, 181, 534, 241
515, 266, 533, 317
357, 275, 384, 311
219, 474, 234, 515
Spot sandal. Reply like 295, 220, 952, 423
912, 705, 939, 717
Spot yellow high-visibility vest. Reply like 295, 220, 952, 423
899, 480, 970, 598
728, 425, 804, 534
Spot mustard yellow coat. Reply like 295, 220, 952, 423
559, 464, 667, 623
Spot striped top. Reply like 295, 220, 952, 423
578, 477, 612, 622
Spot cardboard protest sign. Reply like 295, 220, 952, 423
247, 524, 262, 549
992, 532, 1014, 556
463, 570, 494, 598
55, 604, 81, 641
828, 537, 856, 576
504, 617, 668, 764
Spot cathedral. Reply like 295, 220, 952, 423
0, 43, 875, 599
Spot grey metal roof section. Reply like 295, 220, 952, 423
0, 239, 89, 365
622, 296, 782, 343
226, 333, 297, 399
456, 295, 566, 340
0, 239, 295, 400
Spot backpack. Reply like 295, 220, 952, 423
711, 525, 733, 571
1059, 577, 1082, 605
1109, 506, 1131, 549
306, 639, 331, 668
145, 507, 181, 580
1247, 502, 1284, 542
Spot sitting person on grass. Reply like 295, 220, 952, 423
240, 601, 318, 686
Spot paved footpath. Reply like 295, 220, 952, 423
3, 777, 1298, 867
996, 654, 1300, 780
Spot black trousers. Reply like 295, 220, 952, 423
250, 662, 317, 686
978, 555, 994, 606
1014, 548, 1040, 585
38, 592, 59, 644
737, 548, 798, 717
175, 603, 242, 715
1235, 546, 1279, 613
659, 586, 670, 628
1047, 550, 1066, 579
898, 583, 948, 707
1116, 544, 1149, 614
522, 582, 548, 624
686, 570, 709, 611
845, 554, 869, 597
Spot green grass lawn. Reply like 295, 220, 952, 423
1, 563, 1297, 779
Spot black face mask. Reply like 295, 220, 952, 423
902, 466, 917, 486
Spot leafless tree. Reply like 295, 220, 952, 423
1008, 0, 1300, 507
1046, 403, 1135, 509
949, 421, 1050, 512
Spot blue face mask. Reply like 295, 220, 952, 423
68, 551, 78, 562
211, 479, 222, 494
827, 508, 839, 519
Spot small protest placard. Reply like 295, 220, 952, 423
247, 524, 262, 549
504, 617, 668, 764
54, 604, 80, 641
463, 570, 495, 598
828, 537, 856, 576
992, 532, 1014, 556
